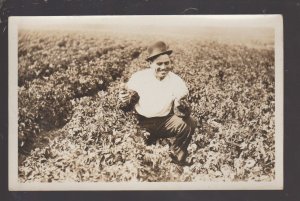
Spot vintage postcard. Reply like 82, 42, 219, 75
9, 15, 283, 190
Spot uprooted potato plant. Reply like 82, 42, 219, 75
18, 29, 275, 182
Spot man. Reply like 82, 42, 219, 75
118, 41, 196, 165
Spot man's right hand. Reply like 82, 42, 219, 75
118, 83, 139, 112
118, 83, 130, 103
118, 89, 131, 103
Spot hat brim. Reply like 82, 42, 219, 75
146, 50, 173, 62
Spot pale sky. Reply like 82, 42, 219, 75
11, 15, 279, 43
12, 15, 281, 29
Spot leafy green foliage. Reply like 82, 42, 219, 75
18, 30, 275, 182
18, 30, 143, 153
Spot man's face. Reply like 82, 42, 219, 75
150, 54, 172, 80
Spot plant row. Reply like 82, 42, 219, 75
18, 31, 144, 154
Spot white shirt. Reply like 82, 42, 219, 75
126, 68, 188, 118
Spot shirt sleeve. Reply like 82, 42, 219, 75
173, 75, 189, 100
126, 73, 139, 92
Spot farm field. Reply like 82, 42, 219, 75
18, 29, 275, 182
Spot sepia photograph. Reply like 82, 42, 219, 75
9, 15, 283, 190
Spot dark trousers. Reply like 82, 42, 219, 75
136, 112, 196, 154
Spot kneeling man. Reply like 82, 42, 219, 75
118, 41, 196, 165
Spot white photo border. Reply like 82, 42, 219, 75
8, 15, 283, 191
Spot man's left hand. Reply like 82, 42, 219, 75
174, 97, 191, 118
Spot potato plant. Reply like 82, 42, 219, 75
18, 30, 275, 182
18, 30, 143, 154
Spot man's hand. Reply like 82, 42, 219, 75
118, 83, 139, 112
118, 83, 131, 106
118, 88, 131, 103
174, 96, 191, 118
